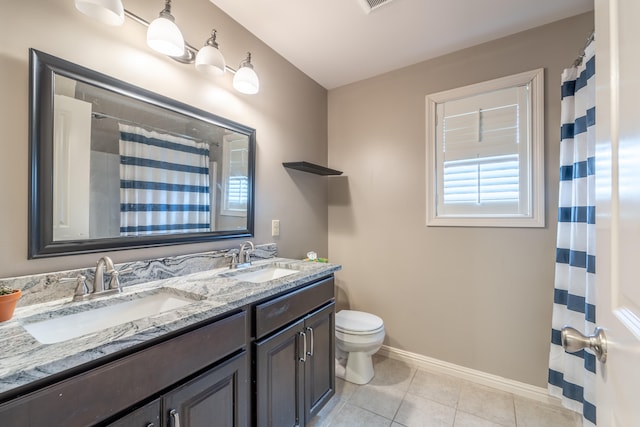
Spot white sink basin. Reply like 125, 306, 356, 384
229, 266, 298, 283
21, 291, 195, 344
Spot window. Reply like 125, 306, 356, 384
426, 69, 544, 227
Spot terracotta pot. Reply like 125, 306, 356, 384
0, 289, 21, 322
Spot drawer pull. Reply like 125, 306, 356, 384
306, 327, 314, 357
169, 409, 181, 427
299, 331, 307, 362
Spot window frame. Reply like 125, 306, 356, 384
426, 68, 545, 227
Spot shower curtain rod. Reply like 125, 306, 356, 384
91, 111, 219, 147
573, 30, 595, 67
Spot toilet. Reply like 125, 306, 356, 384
335, 310, 385, 385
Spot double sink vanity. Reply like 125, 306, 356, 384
16, 48, 339, 426
0, 251, 340, 427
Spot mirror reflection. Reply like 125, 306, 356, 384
30, 49, 255, 257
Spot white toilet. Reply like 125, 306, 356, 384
335, 310, 385, 385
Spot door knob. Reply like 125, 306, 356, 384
561, 326, 607, 363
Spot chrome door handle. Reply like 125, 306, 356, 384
299, 331, 307, 362
561, 326, 607, 363
169, 409, 181, 427
306, 327, 314, 357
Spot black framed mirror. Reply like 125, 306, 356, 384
29, 49, 255, 258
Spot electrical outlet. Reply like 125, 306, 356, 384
271, 220, 280, 237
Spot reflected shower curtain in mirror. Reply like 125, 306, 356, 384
548, 40, 596, 426
119, 124, 210, 236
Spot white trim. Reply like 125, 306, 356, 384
377, 344, 565, 408
426, 68, 545, 228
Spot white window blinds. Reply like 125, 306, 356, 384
436, 85, 530, 216
426, 69, 544, 227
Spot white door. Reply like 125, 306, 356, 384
52, 94, 92, 241
594, 0, 640, 425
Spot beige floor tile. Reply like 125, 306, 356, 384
453, 411, 507, 427
394, 392, 456, 427
349, 382, 407, 419
329, 403, 393, 427
513, 396, 581, 427
456, 383, 516, 427
369, 355, 418, 391
330, 356, 582, 427
408, 369, 462, 408
306, 396, 347, 427
334, 377, 360, 401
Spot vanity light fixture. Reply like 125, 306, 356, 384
74, 0, 124, 26
146, 0, 185, 57
233, 53, 260, 95
73, 0, 260, 94
195, 30, 226, 76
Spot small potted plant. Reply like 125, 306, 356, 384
0, 285, 21, 322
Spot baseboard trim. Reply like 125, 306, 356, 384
378, 345, 563, 408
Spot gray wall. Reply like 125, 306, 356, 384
327, 12, 594, 388
0, 0, 328, 276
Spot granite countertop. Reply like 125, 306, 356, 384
0, 258, 341, 399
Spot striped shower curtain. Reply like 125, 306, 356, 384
548, 40, 596, 426
119, 124, 211, 236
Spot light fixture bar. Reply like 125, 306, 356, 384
123, 9, 238, 73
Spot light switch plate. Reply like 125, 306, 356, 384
271, 220, 280, 237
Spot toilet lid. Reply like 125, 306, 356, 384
335, 310, 384, 333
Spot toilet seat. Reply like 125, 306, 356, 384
335, 310, 384, 335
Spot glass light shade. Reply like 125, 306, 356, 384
75, 0, 124, 26
146, 16, 185, 57
233, 66, 260, 95
195, 45, 226, 76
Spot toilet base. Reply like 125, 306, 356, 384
335, 352, 375, 385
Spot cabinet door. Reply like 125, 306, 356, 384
303, 302, 335, 422
106, 399, 161, 427
163, 351, 248, 427
255, 318, 305, 427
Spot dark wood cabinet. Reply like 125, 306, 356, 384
106, 399, 161, 427
302, 304, 335, 421
0, 311, 247, 427
107, 352, 248, 427
163, 351, 248, 427
255, 318, 305, 427
254, 276, 335, 427
0, 273, 336, 427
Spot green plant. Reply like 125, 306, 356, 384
0, 285, 17, 296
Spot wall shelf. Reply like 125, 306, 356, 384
282, 162, 343, 176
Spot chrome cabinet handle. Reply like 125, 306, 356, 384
145, 424, 155, 427
561, 326, 607, 363
306, 327, 314, 357
169, 409, 181, 427
299, 331, 307, 362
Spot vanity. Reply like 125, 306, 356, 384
0, 256, 340, 427
10, 47, 338, 426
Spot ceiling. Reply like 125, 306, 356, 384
210, 0, 594, 90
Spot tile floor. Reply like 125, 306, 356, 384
308, 355, 581, 427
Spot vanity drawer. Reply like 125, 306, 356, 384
0, 310, 247, 427
254, 276, 334, 339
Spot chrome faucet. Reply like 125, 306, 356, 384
65, 256, 132, 301
226, 241, 255, 269
238, 241, 254, 266
96, 256, 133, 293
94, 255, 117, 292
